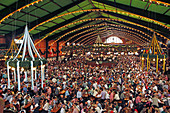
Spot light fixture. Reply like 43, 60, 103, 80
11, 67, 15, 71
42, 65, 45, 68
33, 67, 36, 70
142, 57, 144, 60
21, 67, 24, 71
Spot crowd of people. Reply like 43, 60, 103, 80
0, 55, 169, 113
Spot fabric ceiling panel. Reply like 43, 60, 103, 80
56, 0, 73, 7
18, 15, 38, 23
43, 22, 56, 27
30, 9, 49, 17
0, 0, 18, 6
41, 2, 60, 13
148, 4, 169, 14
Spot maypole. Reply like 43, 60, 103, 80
6, 25, 47, 90
141, 32, 167, 72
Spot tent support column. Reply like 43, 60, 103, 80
46, 39, 48, 59
163, 55, 165, 72
17, 61, 20, 91
31, 61, 34, 90
41, 61, 44, 88
7, 61, 10, 89
147, 55, 149, 71
57, 41, 59, 61
156, 55, 158, 72
35, 68, 37, 80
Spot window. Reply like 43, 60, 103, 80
104, 36, 123, 44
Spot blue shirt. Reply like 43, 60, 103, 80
65, 90, 69, 96
23, 87, 27, 93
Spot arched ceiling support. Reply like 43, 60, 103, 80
15, 9, 169, 42
54, 23, 151, 46
5, 0, 85, 38
79, 29, 146, 45
93, 0, 170, 24
46, 18, 168, 47
0, 0, 39, 23
82, 30, 144, 46
76, 28, 147, 44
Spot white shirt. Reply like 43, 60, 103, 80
114, 94, 120, 100
153, 86, 158, 91
60, 107, 66, 113
20, 110, 26, 113
87, 100, 91, 106
77, 91, 82, 98
105, 92, 110, 99
142, 86, 146, 94
95, 106, 102, 113
93, 90, 98, 97
30, 105, 36, 112
118, 106, 122, 113
104, 84, 108, 89
128, 100, 133, 108
93, 83, 98, 89
43, 103, 49, 111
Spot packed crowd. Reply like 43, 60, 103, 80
0, 55, 169, 113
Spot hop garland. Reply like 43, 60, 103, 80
5, 58, 47, 69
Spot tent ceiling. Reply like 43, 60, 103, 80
0, 0, 169, 47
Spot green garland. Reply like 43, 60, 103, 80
62, 45, 138, 52
5, 58, 47, 69
141, 53, 167, 59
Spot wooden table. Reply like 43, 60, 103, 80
83, 94, 89, 97
118, 100, 122, 103
3, 109, 15, 113
23, 103, 31, 113
124, 98, 129, 101
51, 107, 60, 113
39, 107, 43, 111
5, 104, 10, 108
59, 90, 65, 94
23, 103, 31, 109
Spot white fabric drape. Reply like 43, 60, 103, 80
30, 37, 41, 59
31, 61, 34, 90
24, 71, 27, 82
27, 31, 35, 61
22, 29, 28, 61
17, 61, 21, 91
7, 61, 10, 89
41, 61, 44, 88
